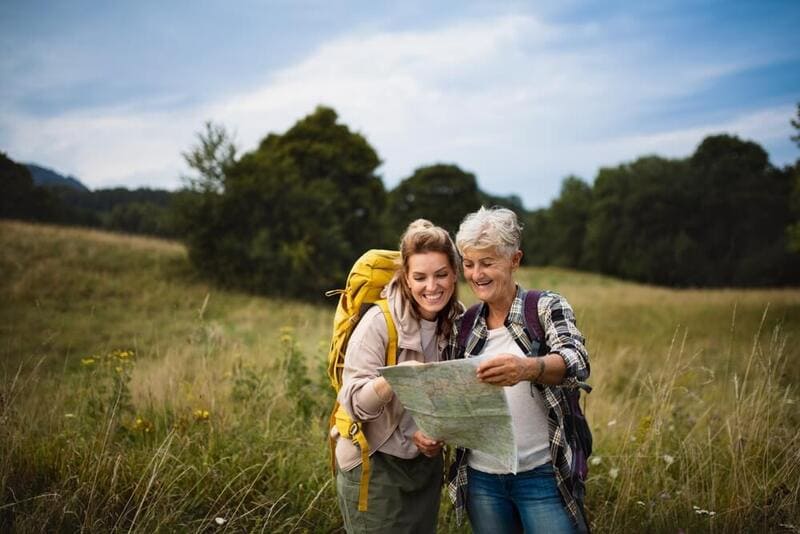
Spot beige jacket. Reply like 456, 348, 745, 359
333, 278, 448, 471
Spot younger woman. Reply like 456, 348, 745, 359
334, 220, 461, 533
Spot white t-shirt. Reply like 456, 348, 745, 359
467, 326, 551, 473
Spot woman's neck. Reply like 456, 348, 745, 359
484, 286, 516, 329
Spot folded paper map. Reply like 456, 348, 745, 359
378, 355, 517, 473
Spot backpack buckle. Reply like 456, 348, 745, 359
348, 421, 360, 438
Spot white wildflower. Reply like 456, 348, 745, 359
215, 517, 226, 525
663, 454, 675, 466
607, 419, 617, 427
693, 505, 716, 516
590, 456, 602, 466
609, 467, 619, 479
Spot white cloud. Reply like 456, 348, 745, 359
2, 105, 199, 189
576, 104, 796, 172
1, 12, 793, 206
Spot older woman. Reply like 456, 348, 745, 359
446, 207, 590, 534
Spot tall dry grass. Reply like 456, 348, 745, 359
1, 220, 799, 532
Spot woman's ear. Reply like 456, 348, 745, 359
512, 249, 523, 270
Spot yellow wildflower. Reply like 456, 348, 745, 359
193, 409, 210, 421
81, 357, 96, 366
133, 416, 153, 433
635, 415, 652, 441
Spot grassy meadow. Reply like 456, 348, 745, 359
1, 220, 799, 532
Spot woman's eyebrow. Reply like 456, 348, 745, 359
412, 265, 449, 275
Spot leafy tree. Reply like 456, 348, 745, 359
789, 164, 800, 254
386, 164, 481, 237
0, 152, 61, 221
181, 121, 237, 193
180, 106, 387, 300
173, 121, 238, 267
522, 177, 591, 268
521, 208, 552, 266
583, 156, 693, 284
787, 103, 800, 253
688, 134, 798, 285
479, 191, 526, 213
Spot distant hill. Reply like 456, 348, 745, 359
25, 163, 90, 192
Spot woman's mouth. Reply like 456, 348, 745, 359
422, 291, 444, 303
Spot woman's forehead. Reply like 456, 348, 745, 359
461, 247, 503, 261
407, 251, 451, 269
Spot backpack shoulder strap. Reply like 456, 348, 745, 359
456, 303, 481, 357
375, 299, 398, 366
523, 289, 546, 344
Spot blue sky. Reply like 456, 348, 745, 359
1, 1, 798, 209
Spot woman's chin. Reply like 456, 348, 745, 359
471, 285, 493, 300
417, 302, 445, 320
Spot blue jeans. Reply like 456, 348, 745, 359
467, 463, 576, 534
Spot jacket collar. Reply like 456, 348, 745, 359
478, 284, 526, 328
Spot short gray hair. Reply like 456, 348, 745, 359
456, 206, 522, 258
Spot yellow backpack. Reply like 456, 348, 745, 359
325, 249, 400, 512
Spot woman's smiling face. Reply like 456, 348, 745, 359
461, 247, 521, 306
405, 251, 456, 320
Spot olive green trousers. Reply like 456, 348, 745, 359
336, 451, 443, 534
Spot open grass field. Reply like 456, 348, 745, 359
1, 220, 799, 532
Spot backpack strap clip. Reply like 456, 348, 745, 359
348, 421, 360, 438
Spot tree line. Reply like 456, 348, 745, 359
3, 104, 799, 299
525, 134, 800, 287
0, 153, 178, 237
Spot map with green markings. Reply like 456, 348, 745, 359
379, 355, 517, 472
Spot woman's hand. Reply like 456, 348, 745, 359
413, 430, 443, 457
476, 353, 534, 386
372, 376, 393, 402
373, 361, 423, 402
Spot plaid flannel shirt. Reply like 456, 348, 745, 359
443, 285, 590, 527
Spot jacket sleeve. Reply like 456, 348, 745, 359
337, 306, 393, 422
539, 292, 590, 382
